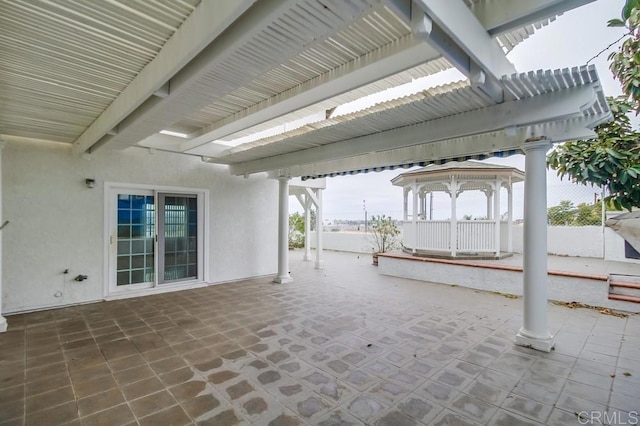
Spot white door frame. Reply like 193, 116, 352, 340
104, 182, 209, 298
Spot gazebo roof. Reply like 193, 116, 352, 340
391, 160, 524, 187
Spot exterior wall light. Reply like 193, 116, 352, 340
85, 178, 96, 188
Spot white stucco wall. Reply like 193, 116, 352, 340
3, 139, 278, 313
546, 226, 603, 258
508, 225, 603, 258
309, 231, 375, 253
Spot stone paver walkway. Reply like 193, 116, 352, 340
1, 250, 638, 425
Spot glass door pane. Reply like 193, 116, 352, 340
158, 194, 198, 283
116, 194, 155, 286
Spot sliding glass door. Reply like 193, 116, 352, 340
158, 194, 198, 283
115, 191, 155, 289
109, 186, 204, 294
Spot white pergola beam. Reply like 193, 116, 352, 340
228, 84, 601, 176
281, 119, 597, 178
412, 0, 516, 81
180, 38, 441, 152
303, 187, 320, 209
72, 0, 255, 155
183, 0, 589, 152
478, 0, 597, 36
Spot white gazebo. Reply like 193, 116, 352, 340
392, 161, 524, 259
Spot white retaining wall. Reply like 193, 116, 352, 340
309, 231, 373, 253
378, 256, 635, 312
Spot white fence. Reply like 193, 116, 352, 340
309, 224, 628, 260
402, 220, 498, 253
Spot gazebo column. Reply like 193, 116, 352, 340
315, 188, 324, 269
274, 177, 293, 284
419, 191, 425, 220
516, 139, 555, 352
485, 190, 493, 219
494, 180, 501, 257
412, 182, 418, 253
402, 188, 409, 221
303, 193, 311, 261
449, 177, 458, 257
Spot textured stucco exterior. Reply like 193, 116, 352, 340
2, 139, 278, 313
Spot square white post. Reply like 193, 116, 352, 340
412, 182, 418, 253
516, 139, 555, 352
315, 188, 324, 269
450, 178, 457, 257
494, 180, 501, 257
507, 180, 513, 253
303, 194, 311, 261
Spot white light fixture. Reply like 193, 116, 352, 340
159, 130, 189, 138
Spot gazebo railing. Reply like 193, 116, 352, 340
457, 220, 494, 252
415, 220, 450, 250
403, 220, 506, 253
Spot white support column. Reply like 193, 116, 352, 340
429, 192, 434, 220
274, 177, 292, 284
419, 191, 425, 220
315, 188, 324, 269
412, 182, 418, 253
0, 141, 6, 332
507, 181, 513, 253
494, 180, 501, 257
450, 177, 457, 257
485, 190, 493, 219
516, 139, 554, 352
402, 188, 409, 221
303, 194, 311, 262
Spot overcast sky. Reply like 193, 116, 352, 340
291, 0, 628, 222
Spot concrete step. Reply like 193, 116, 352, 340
610, 281, 640, 290
609, 274, 640, 303
608, 293, 640, 304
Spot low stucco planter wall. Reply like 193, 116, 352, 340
377, 253, 637, 312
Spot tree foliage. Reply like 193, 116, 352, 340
547, 200, 576, 226
369, 215, 400, 253
547, 200, 602, 226
548, 2, 640, 210
288, 212, 305, 248
547, 97, 640, 211
608, 0, 640, 111
288, 210, 319, 248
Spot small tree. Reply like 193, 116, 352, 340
547, 97, 640, 211
369, 215, 400, 253
548, 2, 640, 210
574, 202, 602, 226
288, 212, 305, 249
547, 200, 576, 226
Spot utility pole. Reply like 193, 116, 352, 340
363, 200, 368, 233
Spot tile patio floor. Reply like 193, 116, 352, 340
1, 250, 639, 425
